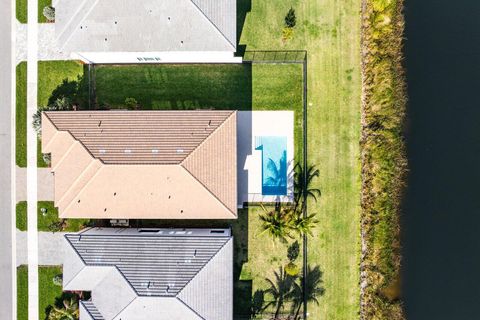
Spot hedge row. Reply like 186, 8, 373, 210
360, 0, 407, 319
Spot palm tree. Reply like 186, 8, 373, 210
292, 212, 319, 237
47, 296, 79, 320
290, 265, 325, 320
264, 267, 295, 319
293, 164, 321, 213
259, 204, 294, 244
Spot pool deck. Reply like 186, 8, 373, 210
237, 111, 294, 206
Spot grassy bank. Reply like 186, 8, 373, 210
360, 0, 406, 319
240, 0, 362, 318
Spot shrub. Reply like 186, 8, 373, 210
125, 97, 139, 110
42, 153, 51, 167
285, 7, 296, 28
361, 0, 406, 318
52, 274, 62, 286
43, 6, 55, 22
282, 27, 294, 41
287, 240, 300, 262
284, 261, 299, 276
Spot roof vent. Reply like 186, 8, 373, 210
124, 149, 132, 153
152, 149, 159, 153
176, 149, 184, 153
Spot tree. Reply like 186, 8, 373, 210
47, 296, 79, 320
287, 240, 300, 262
251, 289, 265, 318
264, 267, 295, 319
43, 6, 55, 22
292, 212, 319, 237
258, 203, 294, 244
285, 8, 296, 28
293, 163, 321, 213
33, 97, 73, 136
290, 265, 325, 320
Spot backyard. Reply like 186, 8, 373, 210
239, 0, 362, 318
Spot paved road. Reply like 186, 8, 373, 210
0, 0, 14, 318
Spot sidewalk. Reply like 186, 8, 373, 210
16, 230, 65, 267
16, 166, 54, 202
16, 21, 71, 64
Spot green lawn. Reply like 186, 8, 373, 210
38, 266, 63, 319
37, 60, 84, 167
38, 60, 84, 107
16, 201, 27, 231
16, 201, 90, 232
240, 0, 362, 319
16, 0, 53, 23
17, 266, 28, 320
95, 63, 303, 159
16, 62, 27, 168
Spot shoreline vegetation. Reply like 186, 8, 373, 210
360, 0, 407, 319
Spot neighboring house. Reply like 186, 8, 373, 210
41, 110, 237, 219
63, 227, 233, 320
55, 0, 241, 63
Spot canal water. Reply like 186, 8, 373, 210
403, 0, 480, 319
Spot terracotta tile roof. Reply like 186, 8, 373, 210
42, 110, 237, 219
44, 110, 235, 164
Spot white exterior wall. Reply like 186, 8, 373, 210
72, 51, 243, 64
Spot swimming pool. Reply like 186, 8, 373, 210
255, 136, 288, 196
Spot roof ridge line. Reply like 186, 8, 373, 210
44, 112, 104, 165
181, 110, 235, 164
176, 237, 232, 298
61, 165, 104, 217
187, 0, 236, 50
63, 234, 88, 289
56, 158, 102, 209
180, 165, 237, 218
57, 0, 100, 51
175, 297, 207, 320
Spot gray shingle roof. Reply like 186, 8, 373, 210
81, 301, 105, 320
55, 0, 237, 52
64, 228, 233, 320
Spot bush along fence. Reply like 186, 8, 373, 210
360, 0, 407, 319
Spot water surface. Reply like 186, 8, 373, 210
403, 1, 480, 319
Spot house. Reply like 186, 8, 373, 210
54, 0, 241, 64
41, 110, 237, 219
63, 227, 233, 320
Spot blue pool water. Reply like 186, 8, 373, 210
255, 136, 287, 196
